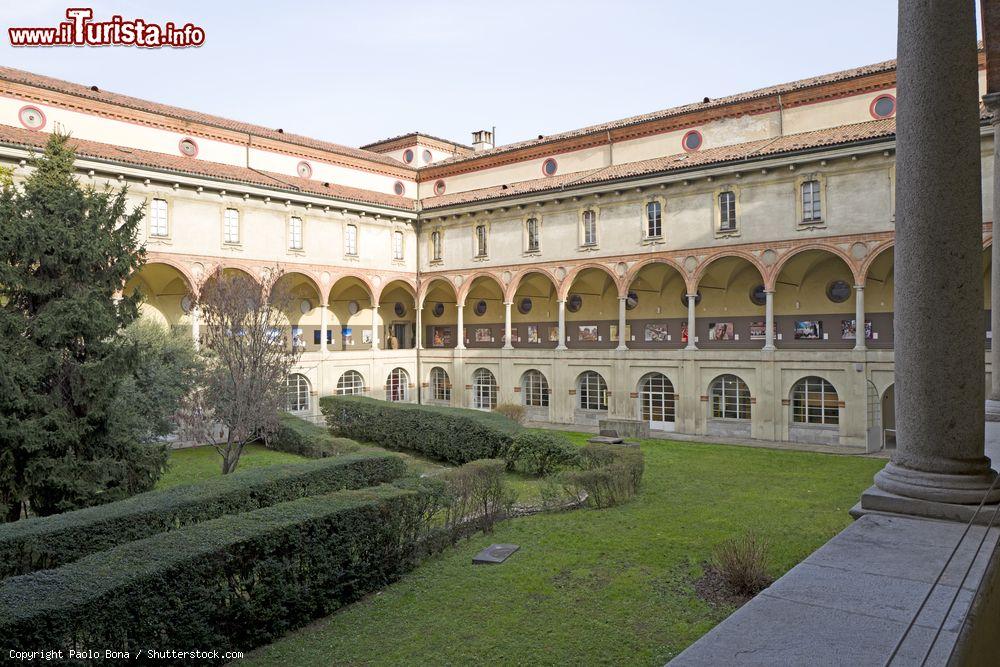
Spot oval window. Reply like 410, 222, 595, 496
347, 300, 359, 315
625, 290, 639, 310
178, 138, 199, 157
394, 302, 406, 317
18, 105, 46, 130
474, 299, 488, 316
297, 161, 313, 178
422, 149, 433, 164
826, 280, 852, 303
542, 158, 558, 176
567, 294, 583, 313
393, 181, 405, 196
749, 284, 767, 306
432, 302, 445, 318
870, 94, 896, 119
518, 297, 533, 314
682, 130, 703, 152
403, 149, 414, 164
434, 180, 446, 196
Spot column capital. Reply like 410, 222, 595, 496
983, 92, 1000, 115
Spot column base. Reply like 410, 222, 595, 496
761, 344, 776, 352
855, 484, 1000, 525
872, 461, 1000, 505
685, 345, 698, 351
556, 345, 567, 351
986, 399, 1000, 422
502, 345, 514, 351
616, 345, 628, 352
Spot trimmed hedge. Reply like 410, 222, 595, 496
505, 431, 578, 476
0, 452, 404, 579
322, 395, 520, 465
0, 486, 431, 661
562, 443, 645, 508
269, 412, 360, 458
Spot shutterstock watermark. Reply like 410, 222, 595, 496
8, 8, 205, 48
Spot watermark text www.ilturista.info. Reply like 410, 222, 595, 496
9, 8, 205, 48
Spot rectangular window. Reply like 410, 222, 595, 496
719, 192, 736, 231
432, 230, 442, 261
582, 210, 597, 246
802, 180, 822, 222
345, 224, 358, 256
646, 201, 662, 238
150, 198, 168, 237
392, 230, 404, 260
289, 216, 303, 250
223, 208, 240, 244
476, 224, 488, 257
526, 218, 539, 252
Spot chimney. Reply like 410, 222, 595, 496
471, 129, 494, 152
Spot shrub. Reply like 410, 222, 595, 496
495, 403, 526, 425
442, 459, 517, 534
712, 531, 772, 596
268, 412, 359, 458
0, 452, 404, 579
0, 485, 437, 659
505, 431, 578, 476
321, 395, 520, 465
561, 443, 644, 508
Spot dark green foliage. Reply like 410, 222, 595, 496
0, 452, 403, 578
268, 412, 359, 458
505, 431, 578, 476
0, 133, 152, 519
0, 485, 434, 662
321, 396, 520, 465
561, 443, 645, 508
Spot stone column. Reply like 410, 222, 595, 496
415, 304, 423, 350
455, 304, 466, 350
617, 297, 628, 351
320, 303, 329, 353
853, 285, 866, 352
986, 95, 1000, 412
763, 290, 776, 351
872, 0, 999, 504
685, 294, 698, 351
191, 305, 201, 351
556, 298, 567, 351
503, 301, 514, 350
371, 302, 380, 351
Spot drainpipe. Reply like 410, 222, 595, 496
777, 94, 784, 136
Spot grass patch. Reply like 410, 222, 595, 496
245, 434, 884, 666
156, 443, 307, 490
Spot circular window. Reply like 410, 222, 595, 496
870, 94, 896, 119
394, 302, 406, 317
18, 105, 45, 130
474, 299, 488, 316
542, 158, 558, 176
296, 161, 313, 178
682, 130, 703, 152
300, 299, 312, 315
432, 302, 445, 317
518, 297, 532, 315
681, 290, 702, 308
826, 280, 853, 303
347, 300, 359, 315
422, 149, 433, 164
567, 294, 583, 313
433, 180, 446, 196
749, 284, 767, 306
393, 181, 405, 196
625, 290, 639, 310
403, 149, 414, 164
178, 138, 199, 158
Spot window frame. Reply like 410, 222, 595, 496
472, 368, 498, 410
392, 229, 405, 261
521, 369, 550, 408
286, 373, 311, 412
222, 207, 241, 245
796, 174, 827, 226
524, 216, 540, 254
580, 209, 598, 248
475, 223, 489, 258
149, 197, 169, 238
709, 374, 752, 421
336, 370, 365, 395
578, 371, 608, 411
344, 223, 359, 257
791, 376, 840, 426
386, 367, 409, 402
431, 366, 451, 402
431, 229, 443, 262
288, 215, 303, 251
644, 200, 663, 239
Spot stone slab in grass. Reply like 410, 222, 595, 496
473, 543, 520, 565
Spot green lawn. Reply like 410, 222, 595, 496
155, 443, 306, 489
244, 434, 886, 666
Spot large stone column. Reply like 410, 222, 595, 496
763, 290, 776, 351
853, 285, 866, 352
872, 0, 999, 504
616, 296, 628, 351
503, 301, 514, 350
986, 96, 1000, 413
415, 304, 423, 350
556, 299, 567, 351
455, 304, 466, 350
685, 294, 698, 351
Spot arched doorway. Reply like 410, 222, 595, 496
638, 372, 676, 432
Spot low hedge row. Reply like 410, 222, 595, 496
0, 485, 431, 661
562, 443, 645, 508
321, 395, 520, 464
268, 412, 360, 458
0, 452, 404, 578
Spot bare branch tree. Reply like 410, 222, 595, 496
178, 267, 301, 474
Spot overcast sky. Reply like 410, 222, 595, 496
1, 2, 919, 149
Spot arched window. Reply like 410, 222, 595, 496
336, 370, 365, 395
521, 369, 549, 408
801, 180, 822, 222
638, 372, 675, 428
719, 191, 736, 231
646, 201, 662, 238
392, 230, 404, 260
791, 376, 839, 425
386, 367, 409, 402
526, 217, 540, 252
578, 371, 608, 411
473, 368, 498, 410
431, 230, 442, 261
431, 367, 451, 402
286, 373, 310, 412
475, 224, 488, 257
710, 374, 751, 420
582, 210, 597, 246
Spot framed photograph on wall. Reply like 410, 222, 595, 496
431, 326, 451, 347
708, 322, 733, 341
644, 322, 669, 342
680, 323, 689, 344
361, 329, 372, 345
578, 324, 598, 342
548, 326, 560, 342
841, 319, 873, 340
749, 321, 776, 340
794, 320, 822, 340
474, 327, 493, 343
527, 324, 540, 344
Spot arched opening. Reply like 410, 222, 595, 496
576, 370, 609, 424
695, 256, 766, 349
336, 370, 365, 395
520, 369, 550, 421
273, 271, 322, 353
423, 278, 458, 349
380, 280, 417, 350
789, 375, 841, 445
881, 383, 896, 449
123, 262, 195, 335
329, 276, 375, 351
472, 368, 498, 410
386, 367, 410, 402
429, 366, 451, 403
707, 374, 751, 438
774, 249, 856, 349
564, 267, 618, 349
637, 372, 675, 432
625, 261, 686, 349
285, 373, 311, 413
510, 272, 559, 348
463, 275, 505, 349
863, 246, 894, 348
